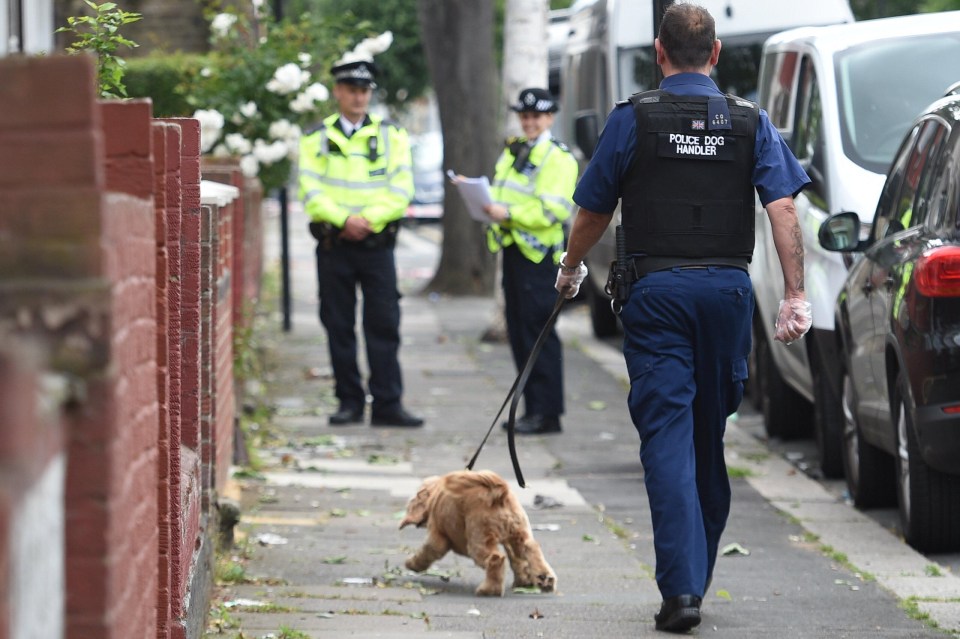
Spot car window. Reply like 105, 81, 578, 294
759, 50, 798, 135
874, 119, 946, 238
873, 123, 921, 241
911, 122, 949, 229
792, 56, 827, 210
835, 32, 960, 174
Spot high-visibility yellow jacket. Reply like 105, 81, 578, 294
486, 136, 578, 264
298, 113, 414, 233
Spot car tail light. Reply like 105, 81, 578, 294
915, 246, 960, 297
944, 404, 960, 415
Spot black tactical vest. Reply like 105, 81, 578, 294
621, 90, 759, 264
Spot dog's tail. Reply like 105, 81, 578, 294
467, 470, 510, 509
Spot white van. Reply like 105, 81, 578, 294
558, 0, 855, 337
749, 12, 960, 477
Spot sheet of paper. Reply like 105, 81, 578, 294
447, 170, 493, 222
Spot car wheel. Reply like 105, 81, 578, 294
756, 329, 811, 440
840, 366, 894, 507
587, 276, 619, 338
812, 349, 845, 479
894, 371, 960, 552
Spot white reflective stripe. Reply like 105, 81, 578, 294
345, 204, 365, 213
303, 189, 325, 203
317, 176, 390, 190
500, 178, 536, 195
515, 229, 549, 254
541, 193, 569, 207
300, 168, 325, 181
380, 122, 392, 162
389, 185, 412, 197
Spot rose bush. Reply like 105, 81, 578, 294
186, 4, 372, 192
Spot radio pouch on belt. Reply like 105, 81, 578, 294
604, 224, 634, 313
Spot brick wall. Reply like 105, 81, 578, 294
0, 54, 258, 639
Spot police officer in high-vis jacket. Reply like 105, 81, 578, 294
555, 5, 812, 633
298, 59, 423, 428
485, 87, 578, 435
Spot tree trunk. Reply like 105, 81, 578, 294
418, 0, 500, 295
483, 0, 550, 340
501, 0, 549, 138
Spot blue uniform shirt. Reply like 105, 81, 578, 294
573, 73, 810, 214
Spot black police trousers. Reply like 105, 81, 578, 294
502, 244, 564, 418
315, 241, 404, 414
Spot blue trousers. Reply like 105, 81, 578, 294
501, 245, 564, 417
620, 267, 752, 599
316, 243, 403, 414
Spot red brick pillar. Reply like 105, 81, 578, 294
0, 56, 160, 639
160, 118, 209, 639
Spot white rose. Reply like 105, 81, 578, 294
224, 133, 253, 155
268, 119, 293, 140
304, 82, 329, 102
210, 13, 237, 39
298, 52, 312, 67
239, 101, 259, 118
192, 109, 225, 153
239, 154, 260, 178
253, 139, 290, 165
212, 144, 231, 158
289, 92, 314, 114
266, 63, 310, 95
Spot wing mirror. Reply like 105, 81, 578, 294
818, 211, 866, 252
574, 110, 600, 160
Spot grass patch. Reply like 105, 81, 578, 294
727, 464, 756, 479
925, 564, 944, 577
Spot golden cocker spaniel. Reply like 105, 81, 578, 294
399, 470, 557, 596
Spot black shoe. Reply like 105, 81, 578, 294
501, 414, 561, 435
655, 595, 702, 633
329, 407, 363, 426
371, 408, 424, 427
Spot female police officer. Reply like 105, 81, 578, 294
484, 88, 578, 435
555, 4, 812, 632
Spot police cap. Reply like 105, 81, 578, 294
510, 87, 559, 113
331, 60, 379, 88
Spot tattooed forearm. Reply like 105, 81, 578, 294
790, 221, 804, 292
766, 197, 806, 298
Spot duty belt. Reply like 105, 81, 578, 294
631, 255, 749, 278
309, 221, 399, 250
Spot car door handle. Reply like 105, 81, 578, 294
884, 275, 896, 290
862, 280, 874, 294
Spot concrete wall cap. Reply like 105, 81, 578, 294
200, 180, 240, 207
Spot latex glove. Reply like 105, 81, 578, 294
555, 252, 588, 299
775, 297, 812, 344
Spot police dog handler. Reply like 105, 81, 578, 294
298, 53, 423, 428
555, 4, 812, 633
485, 88, 579, 435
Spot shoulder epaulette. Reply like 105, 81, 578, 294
551, 139, 571, 152
303, 121, 327, 136
506, 136, 523, 147
726, 94, 758, 109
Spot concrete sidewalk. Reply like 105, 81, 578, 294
210, 208, 958, 638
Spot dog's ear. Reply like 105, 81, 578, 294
399, 476, 439, 529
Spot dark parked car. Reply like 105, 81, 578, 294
818, 90, 960, 553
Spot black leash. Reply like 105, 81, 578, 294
466, 293, 566, 488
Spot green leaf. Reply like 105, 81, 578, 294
716, 589, 732, 601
